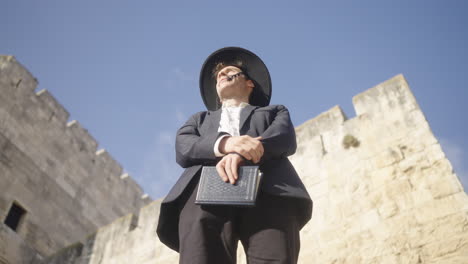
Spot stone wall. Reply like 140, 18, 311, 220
42, 199, 177, 264
0, 224, 42, 264
2, 56, 467, 263
0, 56, 151, 263
41, 74, 468, 263
288, 74, 468, 263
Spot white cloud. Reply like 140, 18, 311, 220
439, 138, 468, 191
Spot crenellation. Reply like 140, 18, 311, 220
36, 89, 70, 124
94, 149, 124, 177
352, 74, 420, 119
95, 149, 105, 155
0, 56, 152, 263
0, 56, 38, 94
288, 74, 468, 263
295, 105, 347, 140
117, 172, 146, 199
66, 120, 99, 154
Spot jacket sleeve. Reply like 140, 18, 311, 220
175, 112, 225, 168
259, 105, 297, 162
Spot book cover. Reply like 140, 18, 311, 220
195, 166, 262, 206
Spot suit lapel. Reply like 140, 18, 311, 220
206, 105, 256, 135
207, 109, 222, 133
239, 104, 257, 134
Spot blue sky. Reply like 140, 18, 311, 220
2, 0, 467, 199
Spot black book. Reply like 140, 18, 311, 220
195, 166, 262, 206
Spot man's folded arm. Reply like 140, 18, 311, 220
258, 105, 297, 162
175, 113, 226, 168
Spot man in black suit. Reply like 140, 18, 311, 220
157, 47, 312, 264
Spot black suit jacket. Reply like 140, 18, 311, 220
156, 104, 312, 252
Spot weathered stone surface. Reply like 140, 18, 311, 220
291, 74, 468, 264
0, 224, 43, 264
40, 74, 468, 264
0, 56, 151, 263
1, 58, 467, 263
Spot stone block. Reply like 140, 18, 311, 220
44, 242, 84, 264
306, 180, 329, 198
372, 147, 405, 169
293, 134, 324, 158
345, 230, 375, 256
414, 193, 468, 223
353, 74, 419, 118
360, 209, 381, 229
421, 235, 468, 260
370, 166, 397, 189
408, 211, 468, 249
0, 224, 44, 264
66, 120, 98, 154
55, 175, 77, 197
409, 188, 434, 207
424, 143, 447, 162
398, 152, 430, 177
295, 105, 347, 139
337, 199, 362, 219
426, 255, 468, 264
428, 175, 464, 199
384, 179, 413, 200
378, 201, 399, 219
315, 239, 349, 263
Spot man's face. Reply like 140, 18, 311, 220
215, 66, 254, 101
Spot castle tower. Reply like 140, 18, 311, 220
0, 56, 151, 263
288, 74, 468, 263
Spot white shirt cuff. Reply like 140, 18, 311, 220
214, 135, 231, 157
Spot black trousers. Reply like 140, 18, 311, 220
178, 175, 301, 264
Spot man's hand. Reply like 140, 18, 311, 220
216, 153, 244, 184
219, 135, 264, 163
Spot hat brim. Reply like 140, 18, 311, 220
199, 47, 272, 111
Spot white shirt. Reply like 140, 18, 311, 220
213, 102, 249, 157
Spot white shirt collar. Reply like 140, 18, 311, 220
221, 101, 250, 109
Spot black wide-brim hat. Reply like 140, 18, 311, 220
199, 47, 272, 111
